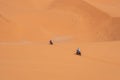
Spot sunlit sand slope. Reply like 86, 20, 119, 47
0, 14, 22, 42
0, 41, 120, 80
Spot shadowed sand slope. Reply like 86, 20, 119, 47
83, 0, 120, 17
105, 18, 120, 40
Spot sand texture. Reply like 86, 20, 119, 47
0, 0, 120, 80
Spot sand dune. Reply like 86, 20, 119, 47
48, 0, 120, 41
1, 0, 120, 42
0, 41, 120, 80
83, 0, 120, 17
0, 14, 22, 42
0, 0, 120, 80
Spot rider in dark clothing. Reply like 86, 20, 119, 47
76, 48, 81, 56
49, 40, 53, 45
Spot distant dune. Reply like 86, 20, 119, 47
0, 0, 120, 42
48, 0, 120, 42
83, 0, 120, 17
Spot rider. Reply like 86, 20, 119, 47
49, 40, 53, 45
76, 48, 81, 56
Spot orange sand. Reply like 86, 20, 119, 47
0, 0, 120, 80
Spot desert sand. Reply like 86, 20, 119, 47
0, 0, 120, 80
